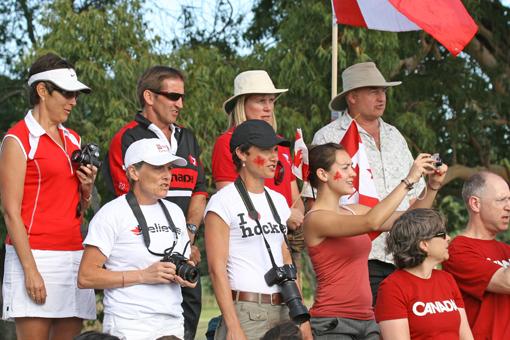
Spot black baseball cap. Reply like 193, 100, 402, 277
230, 120, 291, 152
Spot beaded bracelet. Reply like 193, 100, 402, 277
427, 181, 442, 191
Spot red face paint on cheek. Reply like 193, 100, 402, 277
334, 171, 343, 181
253, 156, 266, 168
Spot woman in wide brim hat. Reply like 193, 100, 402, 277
212, 70, 305, 233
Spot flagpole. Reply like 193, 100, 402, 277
291, 182, 310, 209
331, 14, 338, 122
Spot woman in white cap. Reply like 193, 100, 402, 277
206, 120, 312, 340
78, 138, 198, 340
212, 70, 305, 266
0, 53, 96, 339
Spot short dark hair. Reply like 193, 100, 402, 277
136, 66, 186, 108
308, 143, 345, 188
260, 319, 303, 340
461, 171, 499, 207
232, 141, 253, 172
73, 331, 121, 340
28, 53, 75, 106
387, 209, 446, 269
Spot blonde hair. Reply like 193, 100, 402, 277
226, 94, 278, 132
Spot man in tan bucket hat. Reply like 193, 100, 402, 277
303, 62, 425, 307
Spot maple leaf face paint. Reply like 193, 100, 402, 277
253, 155, 267, 168
334, 171, 343, 181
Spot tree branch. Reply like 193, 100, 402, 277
0, 89, 25, 104
443, 164, 509, 185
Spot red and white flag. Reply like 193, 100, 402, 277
331, 0, 478, 56
292, 128, 309, 181
339, 120, 379, 208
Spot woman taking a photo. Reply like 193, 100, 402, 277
212, 70, 305, 241
375, 209, 473, 340
0, 53, 96, 340
205, 120, 312, 340
78, 139, 198, 340
303, 143, 447, 339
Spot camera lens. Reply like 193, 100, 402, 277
177, 263, 200, 283
280, 281, 310, 325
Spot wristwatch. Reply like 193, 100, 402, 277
186, 223, 198, 235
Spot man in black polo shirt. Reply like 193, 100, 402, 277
102, 66, 207, 340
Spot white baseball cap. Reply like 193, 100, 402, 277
28, 68, 92, 93
123, 139, 187, 170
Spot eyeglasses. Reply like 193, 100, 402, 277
149, 90, 186, 101
478, 196, 510, 206
432, 230, 447, 239
274, 160, 285, 185
52, 86, 80, 100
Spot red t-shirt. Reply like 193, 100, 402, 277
442, 236, 510, 340
212, 126, 296, 206
4, 111, 83, 250
375, 269, 465, 340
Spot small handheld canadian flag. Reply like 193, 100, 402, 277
292, 128, 309, 181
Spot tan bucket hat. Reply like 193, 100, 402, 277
222, 70, 288, 115
329, 62, 401, 111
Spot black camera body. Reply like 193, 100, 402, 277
431, 155, 443, 170
265, 264, 310, 325
71, 143, 101, 168
161, 253, 199, 283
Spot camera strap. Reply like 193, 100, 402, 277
234, 176, 295, 271
126, 190, 186, 257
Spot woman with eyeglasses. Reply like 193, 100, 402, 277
212, 71, 305, 259
375, 209, 474, 340
0, 53, 97, 339
303, 143, 447, 339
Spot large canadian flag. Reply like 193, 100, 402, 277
332, 0, 478, 56
292, 128, 309, 181
339, 120, 379, 208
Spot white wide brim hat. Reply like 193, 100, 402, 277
28, 68, 92, 93
124, 139, 187, 170
329, 62, 401, 111
222, 70, 288, 115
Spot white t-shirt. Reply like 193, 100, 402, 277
84, 195, 190, 319
205, 183, 291, 294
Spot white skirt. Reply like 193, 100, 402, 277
2, 244, 96, 321
103, 313, 184, 340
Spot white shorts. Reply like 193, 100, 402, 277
2, 244, 96, 321
103, 313, 185, 340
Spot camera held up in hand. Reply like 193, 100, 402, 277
431, 155, 443, 170
264, 264, 310, 325
161, 252, 199, 283
71, 143, 101, 168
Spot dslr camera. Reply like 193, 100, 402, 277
71, 143, 101, 168
431, 155, 443, 170
161, 252, 199, 283
265, 264, 310, 325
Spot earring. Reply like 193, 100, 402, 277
42, 98, 45, 101
242, 163, 245, 167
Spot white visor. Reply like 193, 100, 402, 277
28, 68, 92, 93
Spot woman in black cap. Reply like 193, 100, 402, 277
0, 53, 96, 339
204, 120, 312, 340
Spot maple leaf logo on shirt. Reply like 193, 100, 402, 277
130, 226, 141, 236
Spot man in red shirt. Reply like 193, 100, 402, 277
443, 171, 510, 340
